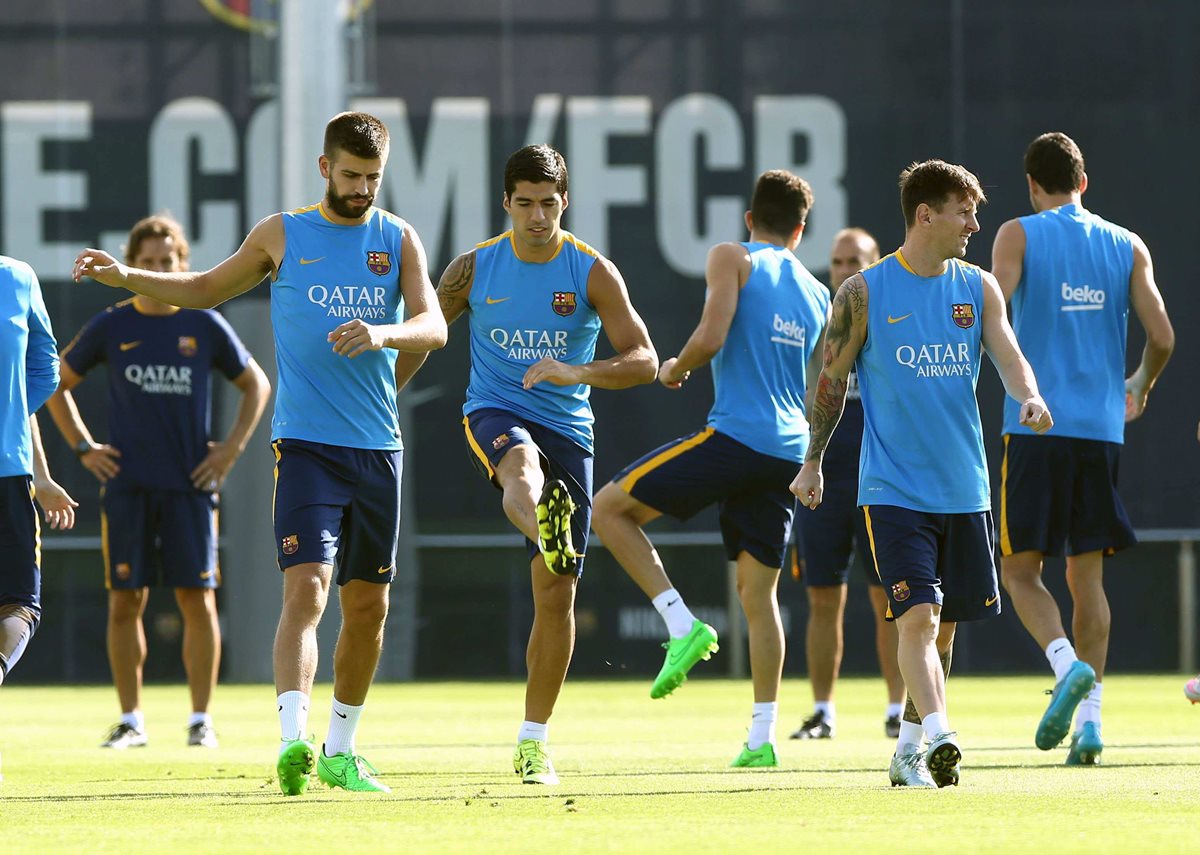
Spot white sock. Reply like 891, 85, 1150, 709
813, 700, 836, 722
886, 702, 904, 720
921, 711, 950, 741
1045, 637, 1079, 683
1076, 682, 1103, 733
121, 711, 145, 732
518, 720, 548, 744
748, 702, 777, 750
897, 720, 925, 751
277, 690, 310, 743
651, 588, 698, 639
188, 711, 212, 729
324, 698, 364, 756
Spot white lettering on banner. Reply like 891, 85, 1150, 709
307, 284, 390, 319
656, 94, 744, 276
0, 95, 849, 281
489, 328, 569, 361
124, 364, 194, 395
1060, 281, 1106, 311
1, 101, 91, 274
896, 341, 974, 378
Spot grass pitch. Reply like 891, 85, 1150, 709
1, 675, 1197, 853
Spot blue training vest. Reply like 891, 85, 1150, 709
707, 242, 829, 463
464, 231, 602, 451
856, 251, 989, 513
1002, 203, 1133, 444
272, 204, 405, 451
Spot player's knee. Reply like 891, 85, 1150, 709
174, 587, 217, 619
341, 589, 389, 630
896, 606, 938, 642
108, 589, 147, 623
806, 585, 846, 619
533, 576, 576, 618
282, 575, 329, 622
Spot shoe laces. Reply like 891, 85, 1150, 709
352, 754, 381, 780
799, 711, 826, 731
898, 750, 931, 775
517, 741, 550, 773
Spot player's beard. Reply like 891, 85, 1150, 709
325, 183, 374, 219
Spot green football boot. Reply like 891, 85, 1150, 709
536, 479, 580, 577
888, 744, 936, 788
277, 738, 316, 796
650, 619, 719, 699
1036, 661, 1096, 750
317, 748, 391, 793
925, 731, 961, 787
730, 742, 778, 768
513, 738, 559, 785
1065, 722, 1103, 766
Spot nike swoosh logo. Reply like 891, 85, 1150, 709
299, 256, 325, 265
666, 599, 680, 607
119, 341, 142, 351
335, 710, 347, 719
377, 565, 393, 575
985, 594, 999, 607
199, 570, 214, 580
485, 296, 510, 304
887, 313, 913, 324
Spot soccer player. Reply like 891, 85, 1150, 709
791, 160, 1052, 788
789, 227, 905, 741
592, 170, 828, 768
395, 144, 657, 785
47, 215, 271, 750
991, 132, 1174, 764
74, 111, 447, 795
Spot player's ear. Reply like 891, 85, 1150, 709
318, 155, 331, 180
502, 192, 512, 215
744, 211, 753, 233
560, 192, 568, 213
1079, 172, 1088, 195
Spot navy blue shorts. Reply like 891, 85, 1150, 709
863, 504, 1000, 623
0, 476, 41, 622
999, 434, 1137, 558
612, 427, 798, 569
102, 488, 219, 590
272, 438, 402, 585
464, 408, 594, 575
793, 475, 880, 587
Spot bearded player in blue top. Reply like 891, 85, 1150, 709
74, 112, 447, 796
395, 144, 658, 785
792, 160, 1052, 788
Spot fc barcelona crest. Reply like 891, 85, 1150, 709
366, 250, 392, 276
952, 303, 975, 329
281, 535, 299, 556
178, 336, 198, 357
552, 291, 576, 317
891, 580, 912, 602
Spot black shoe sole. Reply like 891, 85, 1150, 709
927, 742, 961, 788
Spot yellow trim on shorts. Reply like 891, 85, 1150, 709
271, 440, 283, 526
100, 485, 111, 590
29, 480, 41, 571
462, 417, 495, 479
618, 427, 715, 494
862, 505, 892, 619
999, 434, 1013, 556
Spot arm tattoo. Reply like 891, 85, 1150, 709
437, 252, 474, 316
805, 373, 848, 462
805, 276, 863, 462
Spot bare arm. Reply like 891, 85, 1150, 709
790, 274, 868, 508
658, 242, 744, 389
394, 249, 475, 393
980, 271, 1053, 433
189, 358, 271, 490
73, 215, 283, 308
30, 414, 77, 530
522, 256, 659, 391
803, 303, 832, 421
43, 362, 122, 483
1125, 233, 1175, 421
991, 218, 1026, 302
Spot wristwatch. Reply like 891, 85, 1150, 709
74, 439, 92, 456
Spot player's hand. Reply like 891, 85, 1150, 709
190, 440, 238, 491
522, 358, 582, 389
33, 477, 78, 530
80, 444, 122, 483
657, 357, 690, 390
72, 248, 128, 288
790, 462, 824, 509
1018, 396, 1053, 434
328, 319, 387, 359
1124, 373, 1150, 422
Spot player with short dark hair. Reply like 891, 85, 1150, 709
48, 214, 271, 750
992, 131, 1174, 764
792, 159, 1051, 787
74, 111, 447, 795
592, 169, 828, 768
396, 143, 658, 785
789, 227, 905, 742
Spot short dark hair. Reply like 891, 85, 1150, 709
1024, 132, 1085, 194
750, 170, 814, 237
324, 111, 389, 160
899, 160, 986, 226
504, 144, 568, 196
125, 214, 190, 267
